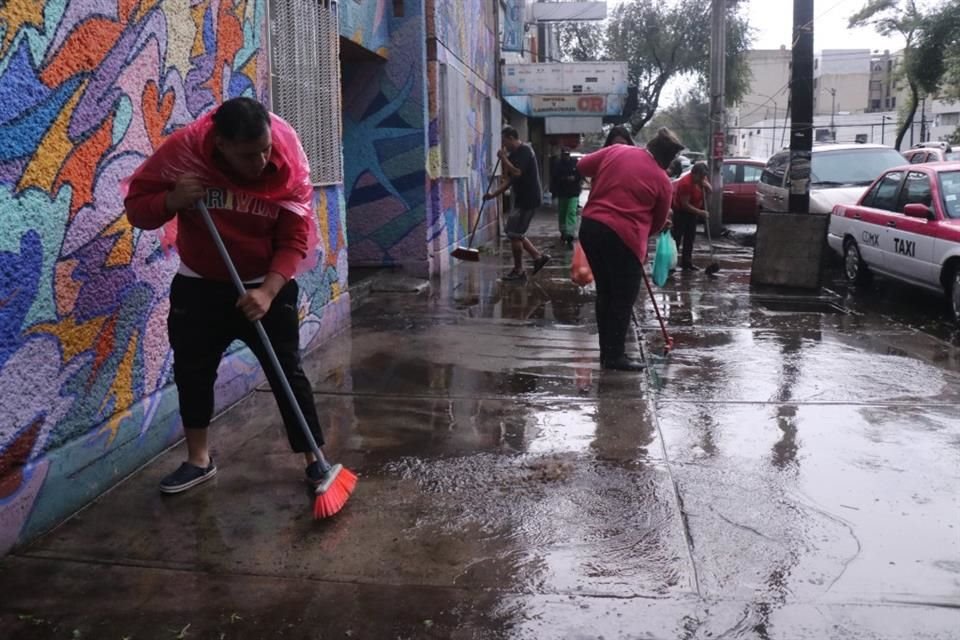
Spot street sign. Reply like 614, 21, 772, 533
531, 95, 607, 115
502, 62, 628, 95
503, 0, 526, 52
712, 131, 725, 160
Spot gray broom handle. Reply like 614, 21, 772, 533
466, 157, 502, 248
195, 201, 327, 465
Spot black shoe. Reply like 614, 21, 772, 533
502, 270, 527, 282
159, 459, 217, 494
531, 254, 552, 275
681, 263, 700, 272
602, 356, 647, 371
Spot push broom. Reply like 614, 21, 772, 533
196, 201, 356, 519
451, 157, 501, 261
640, 267, 675, 355
703, 200, 720, 276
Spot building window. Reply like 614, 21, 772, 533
269, 0, 343, 185
871, 99, 881, 110
940, 113, 960, 127
890, 97, 896, 109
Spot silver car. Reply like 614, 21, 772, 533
757, 144, 907, 214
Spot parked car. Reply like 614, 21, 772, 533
827, 162, 960, 318
720, 158, 765, 223
757, 144, 907, 214
902, 145, 960, 164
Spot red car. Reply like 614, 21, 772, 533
672, 158, 765, 224
720, 158, 765, 223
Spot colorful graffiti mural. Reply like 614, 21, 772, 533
341, 0, 499, 276
432, 0, 496, 88
341, 1, 429, 274
339, 0, 390, 58
0, 0, 347, 554
426, 0, 499, 274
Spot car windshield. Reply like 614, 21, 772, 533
945, 152, 960, 162
940, 171, 960, 219
810, 148, 907, 187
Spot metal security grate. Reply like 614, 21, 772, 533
269, 0, 343, 185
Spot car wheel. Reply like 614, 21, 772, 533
949, 268, 960, 321
843, 240, 871, 285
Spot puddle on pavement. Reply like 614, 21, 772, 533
752, 295, 850, 315
383, 452, 691, 597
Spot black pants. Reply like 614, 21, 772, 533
671, 210, 698, 266
167, 275, 323, 453
578, 218, 642, 362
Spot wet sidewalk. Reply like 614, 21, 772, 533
2, 212, 959, 639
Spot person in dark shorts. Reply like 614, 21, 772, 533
484, 126, 551, 281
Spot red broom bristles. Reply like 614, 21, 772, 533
313, 466, 358, 519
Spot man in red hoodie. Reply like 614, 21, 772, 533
125, 98, 328, 494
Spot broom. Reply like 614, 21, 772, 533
451, 158, 501, 261
641, 267, 675, 355
703, 199, 720, 276
196, 201, 356, 519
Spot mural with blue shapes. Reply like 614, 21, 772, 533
0, 0, 348, 554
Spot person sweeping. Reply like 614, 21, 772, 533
483, 126, 551, 281
577, 128, 683, 371
671, 161, 712, 271
124, 98, 354, 516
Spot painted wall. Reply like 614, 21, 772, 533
341, 0, 430, 275
339, 0, 391, 58
0, 0, 348, 554
426, 0, 499, 275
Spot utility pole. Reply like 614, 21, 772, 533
708, 0, 725, 233
920, 96, 927, 143
829, 88, 837, 141
788, 0, 813, 214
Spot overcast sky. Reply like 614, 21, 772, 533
604, 0, 917, 105
742, 0, 905, 51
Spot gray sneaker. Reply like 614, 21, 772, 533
159, 459, 217, 494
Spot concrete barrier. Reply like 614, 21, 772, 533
751, 212, 830, 289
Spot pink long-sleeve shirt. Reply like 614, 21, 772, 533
577, 144, 672, 262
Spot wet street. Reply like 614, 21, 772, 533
2, 213, 959, 639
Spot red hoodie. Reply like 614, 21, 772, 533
123, 111, 315, 283
125, 170, 309, 282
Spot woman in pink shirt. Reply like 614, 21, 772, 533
577, 127, 684, 371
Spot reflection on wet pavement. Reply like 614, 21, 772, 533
3, 215, 959, 639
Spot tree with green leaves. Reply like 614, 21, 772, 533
557, 0, 752, 132
644, 88, 711, 151
849, 0, 958, 150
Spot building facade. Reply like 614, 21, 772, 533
340, 0, 501, 277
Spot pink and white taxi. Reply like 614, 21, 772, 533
828, 162, 960, 318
